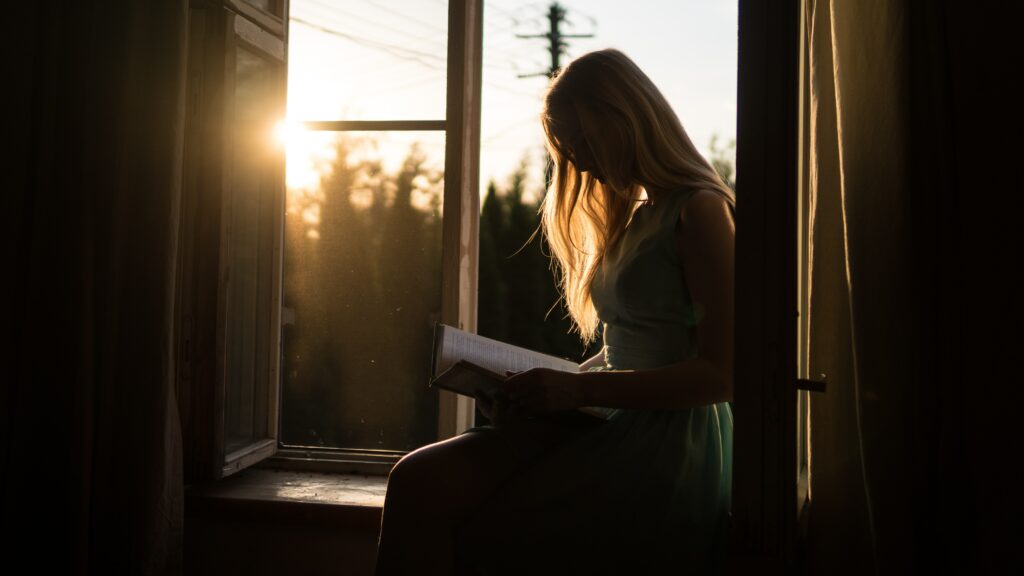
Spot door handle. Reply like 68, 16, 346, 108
796, 378, 826, 393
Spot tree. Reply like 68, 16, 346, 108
477, 158, 601, 362
709, 133, 736, 191
281, 135, 443, 450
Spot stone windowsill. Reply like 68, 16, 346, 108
185, 467, 388, 530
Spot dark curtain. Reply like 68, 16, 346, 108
804, 0, 1014, 573
6, 1, 188, 573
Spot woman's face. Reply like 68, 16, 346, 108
549, 104, 604, 183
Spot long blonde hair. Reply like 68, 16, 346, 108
541, 48, 736, 345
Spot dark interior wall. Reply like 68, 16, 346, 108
6, 1, 188, 572
906, 3, 1016, 573
185, 504, 379, 576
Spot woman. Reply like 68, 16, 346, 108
375, 48, 735, 576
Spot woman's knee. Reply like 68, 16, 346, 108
384, 431, 516, 520
385, 447, 439, 507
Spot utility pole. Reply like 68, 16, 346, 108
517, 2, 594, 79
517, 2, 595, 186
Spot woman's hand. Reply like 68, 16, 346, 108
475, 391, 529, 428
502, 368, 584, 414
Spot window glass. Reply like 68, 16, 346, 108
243, 0, 275, 12
287, 0, 449, 121
281, 130, 445, 451
225, 46, 280, 454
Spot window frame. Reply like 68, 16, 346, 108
795, 0, 813, 531
178, 1, 812, 568
228, 0, 288, 35
263, 0, 484, 476
729, 0, 804, 570
178, 0, 289, 483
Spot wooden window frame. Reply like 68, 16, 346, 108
178, 0, 289, 483
228, 0, 288, 36
729, 0, 804, 571
179, 0, 485, 482
795, 0, 813, 534
258, 0, 484, 477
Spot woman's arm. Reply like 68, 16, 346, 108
505, 190, 734, 411
573, 358, 729, 409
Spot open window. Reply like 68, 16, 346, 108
177, 2, 811, 571
178, 0, 289, 482
178, 0, 484, 482
270, 0, 482, 475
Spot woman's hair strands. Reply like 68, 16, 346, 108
540, 49, 736, 345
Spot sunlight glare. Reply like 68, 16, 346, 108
274, 118, 301, 149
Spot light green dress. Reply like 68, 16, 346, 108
454, 188, 734, 575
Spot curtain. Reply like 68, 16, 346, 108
805, 0, 1012, 572
6, 1, 188, 573
805, 0, 912, 571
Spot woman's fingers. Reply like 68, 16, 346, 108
502, 368, 581, 412
477, 391, 531, 427
476, 394, 496, 420
503, 369, 544, 407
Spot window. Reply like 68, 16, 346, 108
271, 0, 483, 476
179, 1, 809, 568
178, 0, 288, 481
177, 0, 484, 481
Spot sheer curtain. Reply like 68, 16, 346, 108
805, 0, 913, 571
804, 0, 1010, 572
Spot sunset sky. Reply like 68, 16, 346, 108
283, 0, 738, 199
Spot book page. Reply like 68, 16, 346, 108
433, 324, 578, 377
431, 324, 618, 422
431, 361, 506, 399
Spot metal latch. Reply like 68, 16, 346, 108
796, 378, 826, 393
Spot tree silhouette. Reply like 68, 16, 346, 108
476, 158, 602, 427
283, 140, 637, 447
709, 133, 736, 191
282, 135, 441, 451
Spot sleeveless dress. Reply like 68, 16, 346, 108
453, 188, 734, 575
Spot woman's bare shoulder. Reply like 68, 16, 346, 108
679, 189, 733, 227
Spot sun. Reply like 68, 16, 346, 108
274, 118, 303, 150
274, 118, 339, 191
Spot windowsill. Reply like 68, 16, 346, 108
185, 467, 388, 530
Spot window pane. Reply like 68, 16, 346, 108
225, 46, 280, 454
282, 130, 445, 451
287, 0, 449, 121
243, 0, 274, 12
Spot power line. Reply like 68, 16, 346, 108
290, 16, 446, 70
482, 113, 543, 145
511, 2, 596, 186
484, 79, 546, 100
355, 0, 448, 35
298, 3, 524, 78
303, 0, 447, 51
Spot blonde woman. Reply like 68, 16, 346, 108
375, 48, 735, 576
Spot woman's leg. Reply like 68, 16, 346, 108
374, 429, 521, 576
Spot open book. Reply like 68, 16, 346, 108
428, 323, 617, 421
